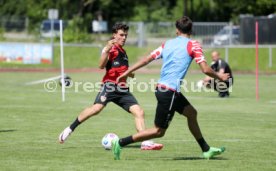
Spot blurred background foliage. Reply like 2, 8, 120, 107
0, 0, 275, 33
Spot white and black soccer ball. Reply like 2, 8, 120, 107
101, 133, 119, 150
59, 75, 72, 87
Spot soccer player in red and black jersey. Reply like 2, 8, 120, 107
58, 23, 163, 150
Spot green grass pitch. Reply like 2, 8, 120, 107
0, 72, 275, 171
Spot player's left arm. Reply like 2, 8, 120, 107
199, 61, 229, 81
117, 55, 154, 82
188, 40, 229, 81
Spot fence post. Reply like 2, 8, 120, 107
269, 46, 272, 68
229, 22, 233, 45
137, 22, 145, 48
98, 44, 103, 57
25, 17, 29, 34
225, 47, 229, 63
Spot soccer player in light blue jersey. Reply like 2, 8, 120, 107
112, 16, 229, 160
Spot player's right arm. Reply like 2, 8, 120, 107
116, 44, 163, 83
99, 39, 116, 69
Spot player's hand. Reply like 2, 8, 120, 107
116, 72, 134, 84
116, 74, 127, 83
218, 73, 230, 81
128, 72, 135, 78
103, 39, 117, 53
107, 39, 117, 47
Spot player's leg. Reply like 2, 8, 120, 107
78, 103, 105, 122
131, 126, 166, 141
226, 77, 234, 97
206, 79, 229, 98
112, 88, 175, 159
179, 94, 225, 158
130, 104, 164, 150
114, 90, 163, 150
216, 80, 230, 98
129, 105, 164, 150
182, 105, 208, 149
112, 126, 166, 160
59, 83, 110, 144
112, 89, 145, 132
129, 104, 145, 132
174, 93, 210, 152
59, 103, 105, 144
223, 77, 233, 97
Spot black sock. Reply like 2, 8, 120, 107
119, 136, 134, 147
197, 137, 210, 152
69, 118, 81, 131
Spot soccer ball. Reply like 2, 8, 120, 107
101, 133, 119, 150
59, 75, 72, 87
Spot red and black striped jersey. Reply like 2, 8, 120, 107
102, 45, 129, 84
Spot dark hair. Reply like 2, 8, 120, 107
112, 23, 129, 33
175, 16, 193, 34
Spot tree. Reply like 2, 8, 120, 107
0, 0, 275, 33
213, 0, 276, 22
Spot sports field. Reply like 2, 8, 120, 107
0, 71, 275, 171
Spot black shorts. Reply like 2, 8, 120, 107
154, 87, 191, 129
94, 82, 138, 112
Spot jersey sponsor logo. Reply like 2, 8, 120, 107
113, 61, 120, 66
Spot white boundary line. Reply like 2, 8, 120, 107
24, 75, 61, 85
